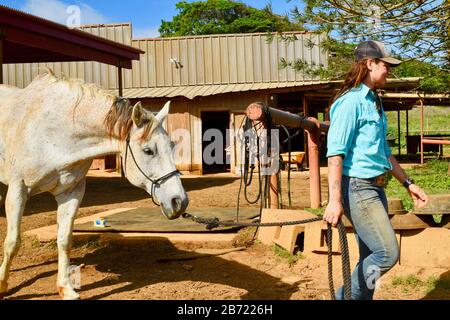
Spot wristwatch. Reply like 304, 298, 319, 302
402, 178, 415, 189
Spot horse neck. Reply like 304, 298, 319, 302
72, 95, 124, 156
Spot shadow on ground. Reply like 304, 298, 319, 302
0, 175, 239, 217
421, 270, 450, 300
8, 238, 298, 300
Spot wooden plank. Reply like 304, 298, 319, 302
412, 194, 450, 215
389, 214, 433, 230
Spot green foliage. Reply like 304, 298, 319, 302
279, 38, 356, 80
393, 59, 450, 93
285, 0, 450, 92
392, 274, 423, 288
392, 274, 450, 295
385, 159, 450, 212
159, 0, 304, 37
271, 244, 304, 266
290, 0, 449, 67
304, 206, 325, 216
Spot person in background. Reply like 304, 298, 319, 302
324, 40, 428, 300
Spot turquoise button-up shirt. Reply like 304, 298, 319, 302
326, 83, 393, 178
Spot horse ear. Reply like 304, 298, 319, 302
156, 101, 170, 123
131, 102, 147, 127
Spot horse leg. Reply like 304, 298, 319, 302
54, 179, 85, 300
0, 183, 7, 207
0, 181, 28, 299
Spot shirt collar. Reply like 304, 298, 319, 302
357, 83, 376, 100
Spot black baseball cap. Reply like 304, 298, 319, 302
355, 40, 402, 66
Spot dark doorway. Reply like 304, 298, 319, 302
201, 111, 230, 173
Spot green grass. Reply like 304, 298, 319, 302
270, 243, 304, 266
391, 274, 450, 295
385, 159, 450, 213
304, 207, 325, 216
386, 106, 450, 156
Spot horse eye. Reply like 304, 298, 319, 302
143, 148, 154, 156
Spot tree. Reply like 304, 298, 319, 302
290, 0, 449, 68
158, 0, 304, 37
280, 0, 449, 92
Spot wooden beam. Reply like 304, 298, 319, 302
397, 109, 401, 159
420, 99, 424, 164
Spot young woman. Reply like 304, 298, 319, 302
324, 40, 428, 300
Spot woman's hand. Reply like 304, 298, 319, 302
323, 200, 344, 227
408, 184, 428, 208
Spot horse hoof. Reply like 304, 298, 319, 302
0, 281, 7, 299
58, 287, 80, 300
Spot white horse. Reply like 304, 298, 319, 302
0, 70, 189, 299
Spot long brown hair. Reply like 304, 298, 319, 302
332, 59, 371, 103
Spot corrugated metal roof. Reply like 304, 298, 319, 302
111, 80, 336, 100
2, 22, 135, 88
112, 77, 424, 100
0, 6, 142, 68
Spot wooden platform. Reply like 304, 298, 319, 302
24, 207, 259, 248
73, 207, 259, 233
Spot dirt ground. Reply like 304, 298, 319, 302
0, 170, 448, 300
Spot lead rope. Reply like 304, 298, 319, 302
183, 212, 352, 299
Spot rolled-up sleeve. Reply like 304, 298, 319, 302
326, 97, 359, 158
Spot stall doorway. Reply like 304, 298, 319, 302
201, 111, 230, 173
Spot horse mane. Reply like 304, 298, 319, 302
33, 68, 157, 141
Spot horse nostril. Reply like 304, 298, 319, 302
172, 197, 182, 212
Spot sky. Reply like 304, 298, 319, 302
0, 0, 299, 38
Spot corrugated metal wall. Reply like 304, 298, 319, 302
2, 23, 327, 90
130, 32, 327, 88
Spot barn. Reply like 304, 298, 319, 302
2, 21, 435, 174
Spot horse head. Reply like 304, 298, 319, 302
121, 101, 189, 219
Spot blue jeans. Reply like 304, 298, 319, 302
336, 175, 399, 300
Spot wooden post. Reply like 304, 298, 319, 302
406, 109, 409, 138
420, 99, 424, 164
246, 102, 327, 209
303, 96, 309, 169
397, 109, 401, 159
269, 173, 278, 209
